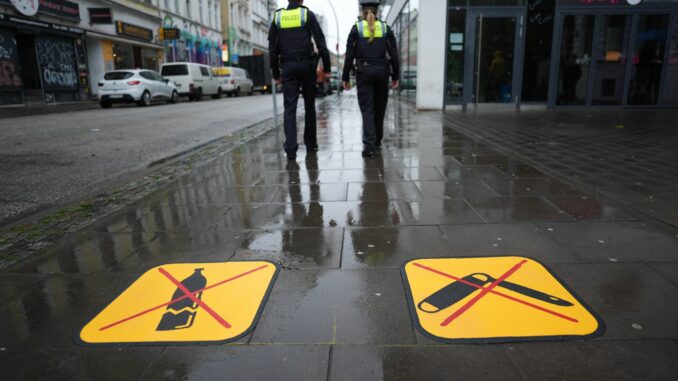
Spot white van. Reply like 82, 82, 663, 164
160, 62, 222, 101
213, 66, 254, 97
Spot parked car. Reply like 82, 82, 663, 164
160, 62, 222, 101
213, 66, 254, 97
97, 69, 178, 108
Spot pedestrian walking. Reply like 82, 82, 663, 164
342, 0, 400, 158
269, 0, 332, 161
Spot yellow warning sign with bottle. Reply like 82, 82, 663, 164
79, 261, 278, 345
402, 257, 603, 343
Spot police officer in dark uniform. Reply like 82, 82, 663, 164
269, 0, 331, 160
342, 0, 399, 158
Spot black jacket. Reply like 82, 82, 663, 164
268, 4, 331, 79
342, 21, 400, 82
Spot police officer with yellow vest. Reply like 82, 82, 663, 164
269, 0, 331, 160
342, 0, 399, 158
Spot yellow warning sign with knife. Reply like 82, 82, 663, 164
79, 261, 278, 345
402, 257, 603, 342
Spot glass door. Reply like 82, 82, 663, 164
464, 10, 524, 107
592, 15, 632, 105
556, 15, 595, 105
627, 14, 670, 106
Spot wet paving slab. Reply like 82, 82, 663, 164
2, 95, 678, 378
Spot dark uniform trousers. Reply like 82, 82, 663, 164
282, 59, 317, 153
356, 63, 389, 151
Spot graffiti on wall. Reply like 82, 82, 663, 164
0, 28, 22, 89
36, 36, 78, 90
163, 15, 222, 66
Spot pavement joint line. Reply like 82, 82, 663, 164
412, 262, 578, 323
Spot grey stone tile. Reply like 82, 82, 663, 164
330, 345, 522, 381
550, 263, 678, 339
0, 274, 138, 348
342, 226, 452, 268
440, 223, 578, 263
346, 182, 422, 201
0, 346, 162, 381
505, 340, 678, 381
233, 228, 343, 269
466, 197, 577, 222
415, 179, 499, 198
482, 178, 582, 197
251, 269, 414, 344
395, 199, 485, 225
535, 221, 678, 262
648, 262, 678, 287
545, 196, 634, 221
143, 345, 330, 381
272, 183, 349, 202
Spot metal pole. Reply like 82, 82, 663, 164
323, 0, 342, 80
268, 5, 280, 148
475, 14, 483, 108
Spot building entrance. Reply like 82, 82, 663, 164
463, 9, 525, 108
553, 12, 677, 107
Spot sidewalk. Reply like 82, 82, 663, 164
1, 94, 677, 380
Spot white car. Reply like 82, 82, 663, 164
98, 70, 178, 108
160, 62, 222, 101
213, 66, 254, 97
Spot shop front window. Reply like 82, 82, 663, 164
663, 15, 678, 105
592, 15, 631, 105
407, 0, 418, 102
446, 9, 466, 104
628, 14, 669, 106
113, 44, 134, 70
521, 0, 555, 102
557, 15, 595, 105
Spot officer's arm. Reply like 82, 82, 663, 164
308, 11, 331, 73
342, 26, 358, 82
268, 21, 281, 79
386, 28, 400, 81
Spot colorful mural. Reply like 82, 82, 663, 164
162, 15, 222, 66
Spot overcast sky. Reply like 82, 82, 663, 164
276, 0, 360, 54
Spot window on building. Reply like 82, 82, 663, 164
186, 0, 192, 18
200, 0, 204, 23
164, 0, 170, 9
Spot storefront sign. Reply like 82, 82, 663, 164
116, 21, 153, 42
9, 0, 39, 17
88, 8, 112, 24
38, 0, 79, 20
0, 26, 23, 90
160, 27, 179, 41
0, 12, 83, 34
559, 0, 644, 5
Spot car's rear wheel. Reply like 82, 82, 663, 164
212, 88, 222, 99
137, 91, 151, 107
168, 91, 178, 104
235, 87, 241, 97
100, 102, 112, 109
194, 88, 203, 101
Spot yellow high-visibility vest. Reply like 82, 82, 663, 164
275, 8, 308, 29
356, 20, 387, 39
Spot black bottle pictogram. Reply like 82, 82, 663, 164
157, 268, 207, 331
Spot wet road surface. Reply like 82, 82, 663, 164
0, 94, 283, 226
1, 94, 678, 380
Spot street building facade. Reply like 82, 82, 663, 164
382, 0, 678, 110
228, 0, 253, 62
159, 0, 223, 67
0, 0, 166, 105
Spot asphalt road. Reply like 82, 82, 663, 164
0, 94, 283, 226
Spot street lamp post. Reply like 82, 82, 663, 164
323, 0, 342, 73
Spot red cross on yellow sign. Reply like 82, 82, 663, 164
79, 261, 278, 345
402, 257, 603, 343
